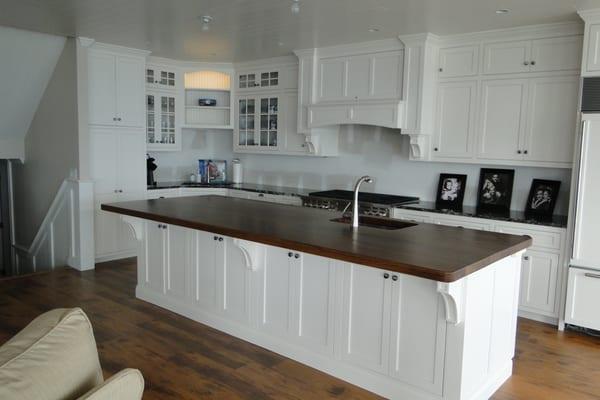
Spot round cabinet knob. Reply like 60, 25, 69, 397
258, 193, 264, 197
434, 147, 439, 152
288, 252, 293, 258
439, 68, 443, 72
530, 61, 536, 66
392, 275, 398, 281
118, 118, 122, 121
213, 236, 218, 241
383, 273, 390, 279
523, 61, 530, 66
517, 150, 522, 154
294, 253, 300, 259
523, 256, 530, 261
523, 150, 528, 155
218, 237, 223, 242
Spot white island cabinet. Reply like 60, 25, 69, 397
119, 212, 525, 400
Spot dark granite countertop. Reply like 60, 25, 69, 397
397, 201, 568, 229
147, 181, 316, 197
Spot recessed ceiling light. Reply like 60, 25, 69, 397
200, 15, 213, 31
495, 9, 509, 15
291, 0, 300, 15
278, 41, 285, 47
368, 28, 380, 33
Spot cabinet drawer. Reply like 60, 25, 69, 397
392, 210, 433, 223
147, 189, 180, 199
432, 217, 492, 231
495, 224, 562, 251
565, 267, 600, 330
483, 40, 530, 75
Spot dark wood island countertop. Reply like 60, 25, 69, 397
102, 195, 532, 282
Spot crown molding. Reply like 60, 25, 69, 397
578, 8, 600, 22
234, 55, 298, 70
91, 41, 151, 57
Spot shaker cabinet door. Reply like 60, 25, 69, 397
482, 40, 531, 75
88, 52, 117, 126
194, 231, 219, 311
115, 55, 145, 128
477, 78, 528, 161
519, 250, 559, 315
339, 263, 392, 374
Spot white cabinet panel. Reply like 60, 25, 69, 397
88, 52, 117, 126
309, 105, 350, 127
432, 216, 492, 231
483, 40, 530, 74
117, 130, 146, 193
260, 246, 294, 336
566, 267, 600, 330
94, 193, 120, 258
319, 59, 346, 101
115, 56, 145, 128
523, 76, 578, 164
340, 263, 391, 374
389, 275, 446, 395
478, 79, 528, 161
438, 45, 479, 78
371, 52, 402, 99
585, 24, 600, 73
166, 225, 190, 300
281, 92, 307, 154
519, 250, 559, 314
295, 253, 335, 354
346, 55, 371, 99
433, 80, 477, 158
90, 128, 118, 195
530, 36, 582, 73
194, 230, 220, 311
220, 237, 252, 324
495, 224, 562, 251
146, 222, 166, 293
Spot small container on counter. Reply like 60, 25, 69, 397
232, 159, 243, 184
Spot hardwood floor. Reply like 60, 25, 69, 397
1, 259, 600, 400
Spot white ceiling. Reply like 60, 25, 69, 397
0, 0, 597, 62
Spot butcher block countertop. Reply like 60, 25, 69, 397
102, 195, 532, 283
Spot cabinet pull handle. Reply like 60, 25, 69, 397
288, 252, 293, 257
530, 61, 536, 66
523, 61, 530, 66
434, 147, 439, 152
523, 256, 529, 261
383, 273, 390, 279
213, 236, 218, 241
392, 275, 398, 281
584, 272, 600, 279
294, 253, 300, 259
218, 237, 223, 242
523, 150, 528, 155
439, 68, 443, 72
517, 150, 522, 154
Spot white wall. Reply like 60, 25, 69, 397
0, 25, 65, 159
150, 125, 572, 215
11, 38, 79, 246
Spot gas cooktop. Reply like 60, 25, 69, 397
308, 190, 419, 206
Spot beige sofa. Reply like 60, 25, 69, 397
0, 308, 144, 400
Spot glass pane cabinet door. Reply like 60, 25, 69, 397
146, 69, 155, 84
160, 95, 176, 144
238, 98, 256, 146
260, 97, 278, 148
146, 94, 156, 144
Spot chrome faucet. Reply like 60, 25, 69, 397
352, 176, 374, 228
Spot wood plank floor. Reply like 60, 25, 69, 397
1, 259, 599, 399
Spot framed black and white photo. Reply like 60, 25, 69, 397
525, 179, 561, 217
477, 168, 515, 212
435, 174, 467, 210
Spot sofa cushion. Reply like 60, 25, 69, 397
0, 308, 104, 400
77, 368, 144, 400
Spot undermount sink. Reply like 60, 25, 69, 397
330, 216, 417, 230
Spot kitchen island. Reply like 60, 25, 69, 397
103, 196, 531, 400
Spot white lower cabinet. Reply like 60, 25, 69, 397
220, 236, 252, 324
258, 246, 336, 354
339, 262, 446, 394
565, 267, 600, 330
519, 250, 559, 315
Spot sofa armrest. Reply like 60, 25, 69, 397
77, 369, 144, 400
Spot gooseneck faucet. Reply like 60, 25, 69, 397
352, 176, 374, 228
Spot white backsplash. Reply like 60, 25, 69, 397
150, 125, 572, 215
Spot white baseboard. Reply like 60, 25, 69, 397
95, 250, 136, 264
518, 309, 559, 326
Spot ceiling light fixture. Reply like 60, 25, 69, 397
291, 0, 300, 15
495, 9, 509, 14
200, 15, 213, 31
368, 28, 380, 33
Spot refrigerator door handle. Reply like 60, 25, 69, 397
584, 272, 600, 279
572, 119, 588, 260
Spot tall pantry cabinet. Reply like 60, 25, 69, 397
87, 43, 149, 261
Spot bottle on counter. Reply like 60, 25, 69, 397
232, 159, 243, 184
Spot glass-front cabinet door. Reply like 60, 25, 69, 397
238, 70, 279, 90
236, 95, 279, 151
146, 66, 177, 90
147, 91, 178, 151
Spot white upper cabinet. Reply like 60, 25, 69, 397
522, 75, 579, 163
530, 36, 582, 72
88, 47, 146, 128
483, 37, 581, 75
584, 23, 600, 74
482, 40, 531, 75
319, 58, 346, 102
146, 64, 177, 91
478, 78, 529, 161
432, 80, 478, 159
438, 45, 480, 78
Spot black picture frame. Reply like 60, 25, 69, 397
477, 168, 515, 212
525, 179, 561, 217
435, 174, 467, 210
